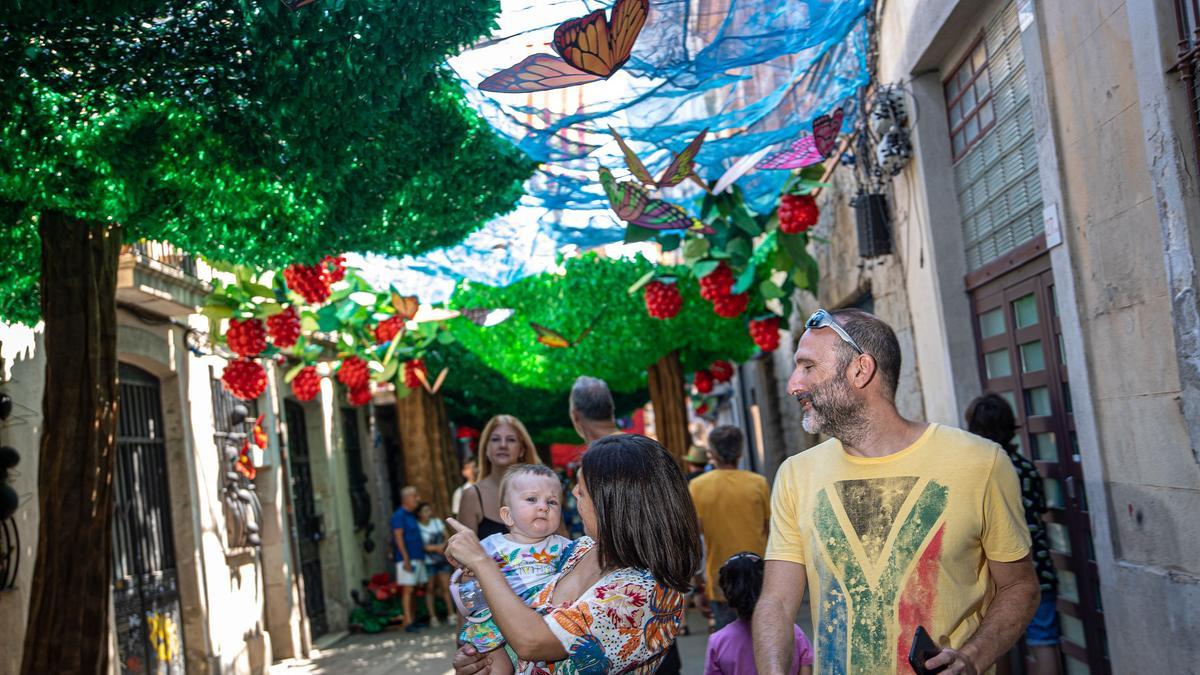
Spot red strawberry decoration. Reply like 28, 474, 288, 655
749, 316, 781, 352
222, 359, 267, 400
291, 365, 321, 402
709, 360, 734, 383
266, 307, 301, 348
779, 194, 819, 234
322, 255, 347, 283
252, 414, 268, 449
698, 262, 734, 302
375, 315, 406, 344
712, 292, 749, 318
284, 263, 332, 305
403, 359, 426, 389
226, 318, 267, 357
693, 369, 714, 394
336, 356, 370, 390
644, 280, 682, 319
347, 384, 372, 407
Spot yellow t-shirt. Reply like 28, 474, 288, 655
690, 468, 771, 600
766, 424, 1030, 674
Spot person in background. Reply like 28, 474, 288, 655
755, 309, 1039, 674
690, 425, 771, 631
418, 501, 455, 628
452, 460, 479, 518
966, 392, 1062, 675
391, 486, 428, 632
568, 375, 620, 442
457, 415, 542, 539
684, 445, 710, 482
706, 552, 812, 675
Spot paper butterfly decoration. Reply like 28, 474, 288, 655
478, 0, 649, 93
530, 313, 603, 349
599, 168, 713, 234
414, 366, 449, 395
609, 127, 709, 189
753, 106, 847, 171
461, 308, 515, 327
391, 293, 420, 320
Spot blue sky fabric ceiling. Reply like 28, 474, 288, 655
367, 0, 870, 300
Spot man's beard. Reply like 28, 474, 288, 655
797, 374, 867, 443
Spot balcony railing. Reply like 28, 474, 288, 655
129, 240, 198, 277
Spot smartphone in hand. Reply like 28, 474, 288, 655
908, 625, 946, 674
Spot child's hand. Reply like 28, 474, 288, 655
445, 518, 490, 572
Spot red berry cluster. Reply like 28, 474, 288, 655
291, 366, 321, 402
699, 262, 749, 318
749, 316, 781, 352
779, 194, 819, 234
337, 356, 370, 390
403, 359, 426, 389
693, 369, 714, 394
284, 264, 332, 305
322, 255, 347, 283
222, 359, 267, 400
226, 318, 267, 357
375, 315, 405, 344
347, 384, 372, 407
709, 360, 734, 383
643, 281, 682, 319
699, 262, 733, 301
695, 402, 710, 416
266, 307, 301, 348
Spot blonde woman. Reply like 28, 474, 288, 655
456, 415, 541, 539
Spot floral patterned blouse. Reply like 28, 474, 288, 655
516, 537, 685, 675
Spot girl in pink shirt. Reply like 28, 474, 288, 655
704, 553, 813, 675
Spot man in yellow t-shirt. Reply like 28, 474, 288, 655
689, 425, 771, 630
753, 309, 1040, 675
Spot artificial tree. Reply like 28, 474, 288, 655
0, 3, 532, 671
448, 253, 757, 461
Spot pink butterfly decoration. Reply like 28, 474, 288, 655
812, 107, 845, 158
755, 136, 824, 170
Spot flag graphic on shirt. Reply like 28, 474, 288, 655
812, 477, 949, 674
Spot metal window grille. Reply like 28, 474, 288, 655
950, 2, 1044, 272
130, 240, 198, 277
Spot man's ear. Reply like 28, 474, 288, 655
850, 353, 878, 390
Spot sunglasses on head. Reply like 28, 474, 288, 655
805, 309, 864, 354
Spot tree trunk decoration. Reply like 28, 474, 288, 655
394, 387, 456, 516
22, 214, 120, 675
647, 351, 689, 466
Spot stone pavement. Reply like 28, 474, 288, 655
271, 603, 812, 675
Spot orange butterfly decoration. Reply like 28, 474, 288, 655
530, 312, 604, 349
414, 366, 449, 396
391, 293, 420, 321
478, 0, 649, 93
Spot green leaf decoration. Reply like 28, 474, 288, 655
682, 237, 710, 262
759, 280, 786, 299
284, 362, 306, 383
732, 264, 757, 295
200, 304, 235, 320
627, 270, 657, 294
692, 259, 720, 277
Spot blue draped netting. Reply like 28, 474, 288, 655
367, 0, 871, 299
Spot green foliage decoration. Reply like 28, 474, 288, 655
0, 0, 535, 325
447, 253, 756, 393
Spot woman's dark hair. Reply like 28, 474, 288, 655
581, 434, 701, 592
718, 553, 765, 620
416, 502, 432, 516
965, 391, 1018, 449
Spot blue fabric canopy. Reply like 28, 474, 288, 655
382, 0, 871, 299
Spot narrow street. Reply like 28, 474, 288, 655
271, 609, 744, 675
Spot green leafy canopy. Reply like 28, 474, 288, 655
447, 253, 756, 393
0, 0, 536, 324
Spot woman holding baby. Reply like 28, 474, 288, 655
446, 432, 702, 675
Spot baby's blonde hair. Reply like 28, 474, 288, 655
499, 464, 562, 507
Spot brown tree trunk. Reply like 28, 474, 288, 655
22, 214, 120, 675
647, 351, 690, 466
394, 387, 455, 516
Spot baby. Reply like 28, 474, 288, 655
451, 464, 571, 675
